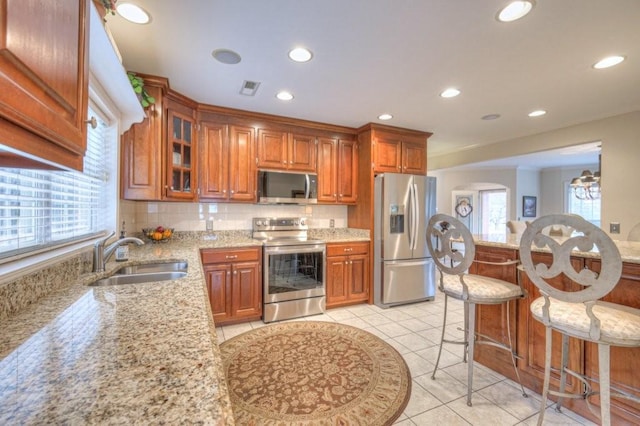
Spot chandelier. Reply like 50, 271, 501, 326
570, 169, 600, 200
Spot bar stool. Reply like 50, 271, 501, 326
519, 214, 640, 426
426, 214, 528, 406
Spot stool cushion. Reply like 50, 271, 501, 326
441, 273, 523, 303
530, 297, 640, 347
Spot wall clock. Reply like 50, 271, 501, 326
455, 198, 473, 218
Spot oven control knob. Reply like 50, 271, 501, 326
293, 220, 299, 226
300, 219, 306, 226
256, 220, 264, 227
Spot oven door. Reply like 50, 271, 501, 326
264, 243, 326, 303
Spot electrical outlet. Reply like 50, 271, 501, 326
610, 222, 620, 234
206, 219, 213, 231
330, 219, 335, 228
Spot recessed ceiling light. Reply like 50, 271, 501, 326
116, 2, 150, 24
378, 113, 393, 121
288, 47, 313, 63
212, 49, 242, 64
497, 1, 535, 22
440, 88, 461, 98
593, 55, 625, 69
528, 110, 546, 117
482, 114, 501, 120
276, 91, 294, 101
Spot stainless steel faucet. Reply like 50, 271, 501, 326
93, 231, 145, 272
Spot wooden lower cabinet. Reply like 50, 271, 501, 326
201, 247, 262, 325
326, 242, 369, 308
473, 245, 640, 424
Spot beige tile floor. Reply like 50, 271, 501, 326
216, 291, 597, 425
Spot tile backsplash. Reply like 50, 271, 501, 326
120, 201, 349, 233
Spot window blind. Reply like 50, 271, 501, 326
0, 106, 114, 260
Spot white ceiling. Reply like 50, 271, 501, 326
106, 0, 640, 162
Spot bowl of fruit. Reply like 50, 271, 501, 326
142, 226, 174, 243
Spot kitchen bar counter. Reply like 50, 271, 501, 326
0, 228, 368, 424
472, 233, 640, 264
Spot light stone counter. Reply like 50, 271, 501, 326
0, 228, 369, 424
473, 233, 640, 264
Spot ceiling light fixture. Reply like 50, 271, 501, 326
212, 49, 242, 64
440, 88, 461, 98
593, 55, 625, 69
497, 1, 535, 22
288, 47, 313, 63
378, 113, 393, 121
116, 2, 151, 24
276, 91, 294, 101
528, 110, 546, 117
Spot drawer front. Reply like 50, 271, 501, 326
201, 247, 261, 264
327, 242, 369, 257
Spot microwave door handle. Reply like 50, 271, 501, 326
304, 174, 310, 199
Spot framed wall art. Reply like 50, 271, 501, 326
522, 196, 537, 218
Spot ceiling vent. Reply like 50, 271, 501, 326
240, 80, 261, 96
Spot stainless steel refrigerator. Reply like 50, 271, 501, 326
374, 173, 436, 308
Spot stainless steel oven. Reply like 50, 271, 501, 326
253, 217, 326, 323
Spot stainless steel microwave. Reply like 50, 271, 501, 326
257, 170, 318, 204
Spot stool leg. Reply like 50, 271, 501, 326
555, 333, 569, 413
506, 300, 527, 398
463, 299, 469, 363
599, 343, 611, 426
538, 326, 553, 426
466, 302, 476, 407
431, 294, 449, 380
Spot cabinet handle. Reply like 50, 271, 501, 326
230, 190, 235, 194
233, 271, 237, 275
226, 255, 238, 259
344, 248, 353, 252
223, 190, 226, 194
170, 186, 175, 190
333, 193, 337, 197
289, 161, 293, 164
339, 194, 343, 197
282, 161, 287, 164
85, 116, 97, 129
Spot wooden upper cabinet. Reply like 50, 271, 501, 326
121, 84, 164, 200
256, 129, 316, 172
318, 137, 358, 204
402, 142, 427, 175
373, 136, 403, 173
200, 121, 256, 202
0, 0, 89, 170
165, 95, 197, 200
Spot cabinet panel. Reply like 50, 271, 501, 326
289, 134, 316, 171
337, 139, 358, 203
228, 125, 256, 201
121, 86, 163, 200
166, 105, 197, 200
327, 258, 347, 304
200, 123, 228, 200
231, 262, 262, 320
374, 137, 402, 172
256, 129, 288, 169
0, 0, 89, 170
402, 142, 426, 175
204, 263, 232, 323
317, 138, 338, 202
348, 254, 369, 302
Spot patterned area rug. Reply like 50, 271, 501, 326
220, 321, 411, 425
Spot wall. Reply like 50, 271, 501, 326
539, 165, 598, 216
516, 168, 540, 220
428, 111, 640, 238
119, 201, 349, 233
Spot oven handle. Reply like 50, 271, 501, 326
264, 244, 326, 255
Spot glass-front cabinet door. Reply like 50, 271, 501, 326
166, 107, 197, 200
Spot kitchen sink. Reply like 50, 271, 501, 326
113, 261, 188, 275
89, 261, 188, 286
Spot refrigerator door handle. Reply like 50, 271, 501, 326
411, 182, 419, 250
408, 182, 415, 250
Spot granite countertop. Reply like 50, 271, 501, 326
473, 233, 640, 264
0, 228, 369, 424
